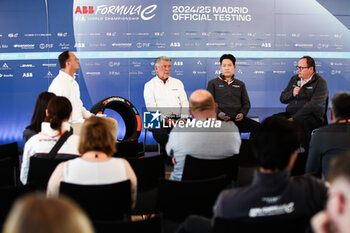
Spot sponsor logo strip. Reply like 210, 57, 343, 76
0, 51, 350, 60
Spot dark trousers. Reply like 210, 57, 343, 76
232, 117, 261, 139
273, 112, 323, 150
151, 127, 172, 146
150, 125, 172, 160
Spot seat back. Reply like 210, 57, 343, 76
114, 140, 144, 158
0, 157, 18, 186
27, 156, 75, 190
157, 176, 227, 222
60, 180, 131, 221
0, 142, 20, 186
93, 215, 164, 233
33, 152, 78, 160
237, 139, 258, 167
212, 216, 309, 233
126, 155, 165, 192
182, 155, 239, 184
0, 185, 37, 226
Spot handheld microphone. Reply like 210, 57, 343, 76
218, 112, 226, 118
293, 80, 301, 88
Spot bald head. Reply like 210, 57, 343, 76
189, 90, 216, 120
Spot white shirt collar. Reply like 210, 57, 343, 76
41, 121, 71, 136
301, 73, 314, 86
59, 70, 75, 80
156, 76, 169, 84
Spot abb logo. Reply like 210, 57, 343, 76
75, 6, 94, 14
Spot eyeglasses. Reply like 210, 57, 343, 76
296, 66, 309, 70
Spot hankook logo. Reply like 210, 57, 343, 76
13, 44, 35, 49
42, 64, 56, 67
86, 72, 101, 76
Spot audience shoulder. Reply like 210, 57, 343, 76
144, 78, 153, 87
23, 133, 44, 153
291, 175, 328, 195
208, 78, 217, 83
70, 134, 80, 142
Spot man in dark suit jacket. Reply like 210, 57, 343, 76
279, 56, 329, 133
207, 54, 260, 137
306, 92, 350, 180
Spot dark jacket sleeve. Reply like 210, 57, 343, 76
293, 76, 328, 120
305, 132, 322, 176
207, 79, 223, 114
280, 75, 297, 104
213, 190, 226, 218
239, 83, 250, 116
207, 80, 215, 98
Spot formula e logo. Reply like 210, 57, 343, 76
144, 110, 161, 129
75, 6, 94, 14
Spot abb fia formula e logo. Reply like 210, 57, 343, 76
74, 5, 157, 20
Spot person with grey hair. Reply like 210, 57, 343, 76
306, 92, 350, 180
143, 56, 189, 160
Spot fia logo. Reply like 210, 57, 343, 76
143, 110, 161, 129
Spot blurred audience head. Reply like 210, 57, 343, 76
313, 151, 350, 233
189, 89, 217, 120
330, 92, 350, 123
254, 116, 302, 171
27, 91, 56, 133
79, 117, 116, 156
3, 193, 94, 233
44, 96, 72, 133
